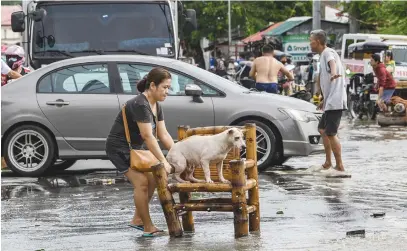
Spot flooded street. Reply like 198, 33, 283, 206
2, 119, 407, 251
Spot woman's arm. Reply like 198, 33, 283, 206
157, 120, 174, 150
137, 122, 167, 163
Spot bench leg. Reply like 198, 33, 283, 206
231, 159, 249, 238
152, 163, 183, 237
245, 123, 261, 232
179, 192, 195, 232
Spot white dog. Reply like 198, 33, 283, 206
166, 128, 246, 184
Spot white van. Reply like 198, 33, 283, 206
341, 33, 407, 81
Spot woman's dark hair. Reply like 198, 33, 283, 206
371, 53, 381, 63
386, 51, 393, 60
137, 67, 171, 93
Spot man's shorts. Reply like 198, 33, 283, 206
318, 110, 343, 136
382, 89, 395, 103
256, 83, 278, 94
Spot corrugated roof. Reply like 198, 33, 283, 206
264, 16, 312, 36
1, 5, 22, 26
241, 22, 283, 43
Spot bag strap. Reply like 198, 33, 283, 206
121, 105, 132, 150
121, 103, 158, 150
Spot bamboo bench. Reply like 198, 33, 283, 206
140, 123, 260, 238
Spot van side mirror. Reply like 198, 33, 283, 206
11, 11, 25, 32
183, 9, 197, 34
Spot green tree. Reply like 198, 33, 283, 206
184, 0, 312, 44
340, 0, 407, 35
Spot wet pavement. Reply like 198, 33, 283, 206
1, 119, 407, 251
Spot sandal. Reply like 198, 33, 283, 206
128, 224, 144, 231
142, 229, 165, 237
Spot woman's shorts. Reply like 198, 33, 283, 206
106, 147, 130, 173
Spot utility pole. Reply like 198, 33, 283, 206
312, 0, 321, 30
228, 0, 231, 56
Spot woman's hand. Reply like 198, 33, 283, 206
163, 161, 172, 174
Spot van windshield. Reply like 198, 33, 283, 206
391, 46, 407, 65
32, 3, 175, 58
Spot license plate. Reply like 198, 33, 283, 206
370, 94, 379, 101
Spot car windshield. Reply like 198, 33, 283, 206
32, 3, 175, 58
391, 46, 407, 65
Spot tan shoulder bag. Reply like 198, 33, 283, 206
122, 105, 159, 172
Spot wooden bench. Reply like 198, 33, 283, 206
141, 123, 260, 238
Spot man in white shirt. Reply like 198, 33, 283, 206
1, 59, 22, 85
309, 30, 347, 173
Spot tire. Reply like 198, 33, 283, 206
349, 99, 359, 119
4, 125, 56, 176
367, 102, 377, 120
51, 159, 77, 171
237, 120, 277, 172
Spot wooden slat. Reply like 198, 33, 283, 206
174, 203, 233, 212
168, 178, 257, 193
188, 198, 232, 204
174, 203, 257, 213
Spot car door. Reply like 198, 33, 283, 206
36, 62, 121, 152
113, 63, 217, 139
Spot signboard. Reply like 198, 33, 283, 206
282, 35, 311, 62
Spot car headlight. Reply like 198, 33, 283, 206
279, 108, 318, 123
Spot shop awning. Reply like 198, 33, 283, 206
241, 22, 283, 44
264, 17, 312, 36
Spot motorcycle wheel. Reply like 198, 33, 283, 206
367, 101, 377, 120
349, 99, 360, 119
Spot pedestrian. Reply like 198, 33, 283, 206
1, 58, 22, 86
249, 44, 293, 94
105, 67, 174, 237
384, 51, 396, 76
309, 29, 347, 173
2, 45, 30, 86
370, 53, 396, 112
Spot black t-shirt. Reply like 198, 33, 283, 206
106, 94, 164, 150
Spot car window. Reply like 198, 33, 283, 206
37, 64, 111, 94
117, 63, 220, 96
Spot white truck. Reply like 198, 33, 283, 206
11, 0, 197, 70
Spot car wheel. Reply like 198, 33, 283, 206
4, 125, 56, 177
52, 159, 77, 171
238, 120, 277, 172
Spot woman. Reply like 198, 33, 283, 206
105, 67, 174, 237
385, 51, 396, 76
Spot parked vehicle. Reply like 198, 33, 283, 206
346, 41, 389, 119
1, 55, 323, 176
341, 33, 407, 100
11, 0, 197, 70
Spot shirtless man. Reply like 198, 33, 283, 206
249, 44, 294, 94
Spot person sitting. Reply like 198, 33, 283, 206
370, 54, 396, 112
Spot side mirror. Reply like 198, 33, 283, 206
32, 9, 47, 22
47, 35, 55, 48
183, 9, 197, 35
185, 83, 203, 103
11, 11, 25, 32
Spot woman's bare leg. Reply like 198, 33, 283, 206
125, 168, 159, 233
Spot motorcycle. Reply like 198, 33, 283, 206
348, 73, 379, 120
278, 78, 312, 101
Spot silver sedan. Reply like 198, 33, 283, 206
1, 55, 323, 176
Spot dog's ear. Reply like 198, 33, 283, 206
228, 129, 234, 135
